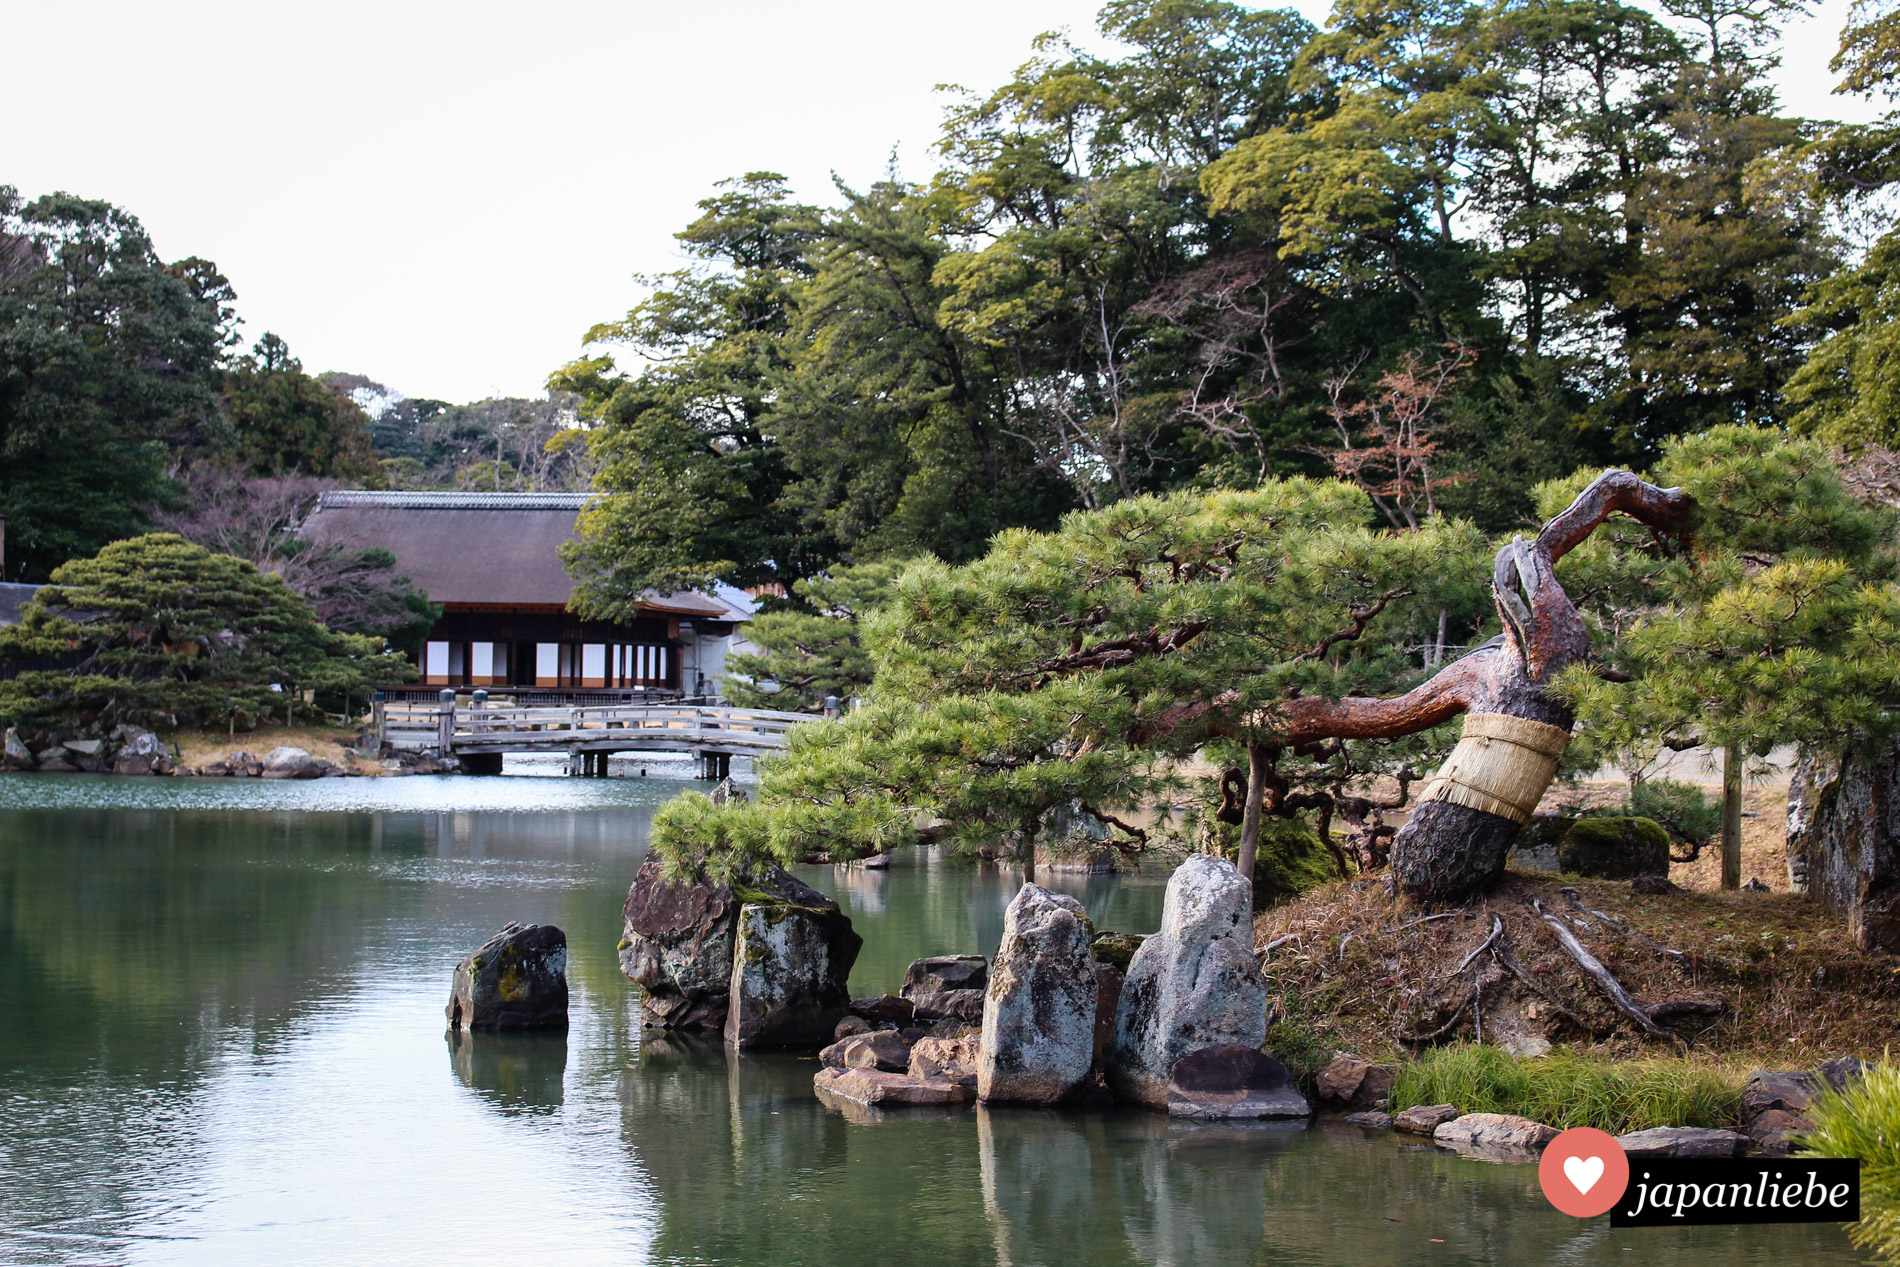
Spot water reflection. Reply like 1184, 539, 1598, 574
0, 774, 1863, 1266
447, 1028, 569, 1115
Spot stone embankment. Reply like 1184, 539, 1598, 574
2, 725, 452, 778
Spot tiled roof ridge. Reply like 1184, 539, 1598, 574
316, 491, 594, 509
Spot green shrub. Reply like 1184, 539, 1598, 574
1390, 1043, 1741, 1134
1801, 1062, 1900, 1261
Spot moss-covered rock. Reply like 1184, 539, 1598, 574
1558, 817, 1671, 880
1090, 931, 1145, 970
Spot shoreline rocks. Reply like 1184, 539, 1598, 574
814, 1067, 977, 1107
978, 884, 1097, 1105
1106, 854, 1269, 1109
1393, 1103, 1459, 1135
446, 921, 569, 1030
1614, 1126, 1747, 1159
1432, 1112, 1558, 1158
1314, 1053, 1400, 1114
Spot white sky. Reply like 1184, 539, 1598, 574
6, 0, 1882, 405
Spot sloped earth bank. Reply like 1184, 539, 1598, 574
1256, 870, 1900, 1072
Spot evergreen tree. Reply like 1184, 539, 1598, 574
0, 535, 412, 731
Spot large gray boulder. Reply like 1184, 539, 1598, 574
1106, 853, 1269, 1108
1788, 740, 1900, 951
446, 921, 569, 1030
262, 746, 320, 779
724, 872, 863, 1049
618, 851, 741, 1031
978, 883, 1098, 1105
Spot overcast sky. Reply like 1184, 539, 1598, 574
7, 0, 1880, 405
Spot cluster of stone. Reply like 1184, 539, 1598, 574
3, 724, 176, 775
1740, 1057, 1867, 1152
616, 851, 862, 1049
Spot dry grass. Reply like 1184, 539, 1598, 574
1255, 870, 1900, 1076
168, 722, 376, 773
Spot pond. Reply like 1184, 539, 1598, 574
0, 766, 1862, 1265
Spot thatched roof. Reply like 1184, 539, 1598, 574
301, 492, 739, 619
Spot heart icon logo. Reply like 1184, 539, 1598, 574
1541, 1128, 1627, 1216
1564, 1154, 1605, 1195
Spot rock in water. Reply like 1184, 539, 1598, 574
1313, 1052, 1401, 1113
446, 922, 569, 1030
1614, 1126, 1747, 1159
1393, 1103, 1460, 1135
1166, 1044, 1310, 1119
1106, 853, 1269, 1108
618, 852, 741, 1032
820, 1030, 913, 1072
813, 1067, 976, 1107
261, 746, 320, 779
901, 954, 988, 1022
725, 873, 863, 1049
1432, 1112, 1558, 1158
978, 884, 1097, 1104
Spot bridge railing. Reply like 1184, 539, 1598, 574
378, 701, 818, 754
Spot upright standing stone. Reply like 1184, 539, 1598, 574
1787, 740, 1900, 951
446, 922, 569, 1030
619, 851, 742, 1031
1106, 853, 1269, 1108
978, 884, 1098, 1104
725, 873, 863, 1048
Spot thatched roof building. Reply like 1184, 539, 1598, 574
302, 491, 749, 697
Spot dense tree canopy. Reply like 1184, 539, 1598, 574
0, 188, 233, 582
561, 0, 1845, 606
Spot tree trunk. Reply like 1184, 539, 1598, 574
1238, 743, 1267, 892
1722, 742, 1743, 891
1261, 470, 1696, 903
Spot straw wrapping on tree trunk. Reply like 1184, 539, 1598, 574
1415, 713, 1571, 826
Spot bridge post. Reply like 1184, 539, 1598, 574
436, 688, 455, 757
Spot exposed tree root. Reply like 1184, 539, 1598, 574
1532, 898, 1676, 1041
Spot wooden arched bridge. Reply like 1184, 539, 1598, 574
375, 699, 819, 777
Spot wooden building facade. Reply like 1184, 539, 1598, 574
301, 492, 747, 697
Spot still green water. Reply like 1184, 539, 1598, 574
0, 764, 1864, 1265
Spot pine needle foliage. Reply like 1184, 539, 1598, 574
652, 478, 1487, 880
1801, 1060, 1900, 1261
0, 534, 411, 731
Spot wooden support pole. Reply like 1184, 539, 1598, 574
1721, 742, 1743, 891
